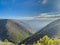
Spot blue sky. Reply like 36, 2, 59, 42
0, 0, 60, 19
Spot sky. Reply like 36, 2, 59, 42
0, 0, 60, 19
0, 0, 60, 31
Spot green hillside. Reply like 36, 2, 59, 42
0, 19, 32, 44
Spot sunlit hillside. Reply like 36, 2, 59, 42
0, 40, 15, 45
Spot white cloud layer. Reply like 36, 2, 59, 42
19, 13, 60, 20
1, 13, 60, 20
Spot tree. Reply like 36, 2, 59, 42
48, 39, 54, 45
36, 41, 41, 45
54, 38, 60, 45
40, 35, 50, 45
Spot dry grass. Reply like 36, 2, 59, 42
0, 41, 15, 45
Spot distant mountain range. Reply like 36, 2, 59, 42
19, 19, 60, 44
22, 20, 53, 32
0, 19, 33, 44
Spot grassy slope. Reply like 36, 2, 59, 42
0, 19, 32, 44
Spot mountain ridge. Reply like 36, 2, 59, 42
19, 19, 60, 44
0, 19, 32, 44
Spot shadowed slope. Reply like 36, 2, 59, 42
0, 19, 8, 40
19, 19, 60, 44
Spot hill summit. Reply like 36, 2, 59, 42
0, 19, 32, 44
